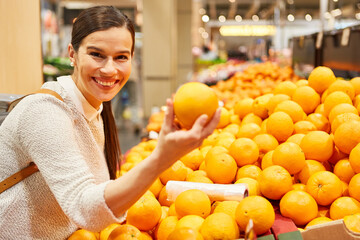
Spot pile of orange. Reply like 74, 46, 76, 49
69, 66, 360, 239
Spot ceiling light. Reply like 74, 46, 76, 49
235, 15, 242, 22
199, 8, 206, 15
356, 13, 360, 20
198, 27, 205, 33
287, 14, 295, 21
202, 15, 210, 23
219, 25, 276, 36
287, 0, 294, 4
201, 32, 209, 39
252, 15, 259, 21
333, 0, 338, 2
305, 14, 312, 21
331, 8, 342, 17
218, 15, 226, 22
229, 0, 235, 3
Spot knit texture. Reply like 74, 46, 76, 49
0, 81, 124, 239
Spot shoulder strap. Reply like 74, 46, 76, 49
0, 163, 38, 194
1, 89, 64, 194
7, 88, 64, 112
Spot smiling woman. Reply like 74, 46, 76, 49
0, 5, 221, 240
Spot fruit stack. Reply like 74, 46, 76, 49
69, 65, 360, 240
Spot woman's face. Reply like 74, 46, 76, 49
69, 27, 133, 109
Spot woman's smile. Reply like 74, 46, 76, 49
93, 77, 120, 88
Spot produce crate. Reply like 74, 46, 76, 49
302, 219, 360, 240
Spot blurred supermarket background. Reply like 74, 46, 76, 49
1, 0, 359, 151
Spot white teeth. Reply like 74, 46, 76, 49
94, 78, 116, 86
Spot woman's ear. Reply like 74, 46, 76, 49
68, 43, 76, 66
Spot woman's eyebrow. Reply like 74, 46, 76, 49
87, 46, 130, 55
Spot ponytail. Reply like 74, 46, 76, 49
101, 101, 121, 179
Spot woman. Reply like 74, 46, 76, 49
0, 6, 220, 240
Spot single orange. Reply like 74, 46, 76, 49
349, 173, 360, 202
174, 82, 218, 129
228, 138, 259, 167
305, 171, 343, 206
260, 150, 274, 170
300, 131, 333, 162
294, 121, 317, 134
139, 231, 152, 240
272, 142, 306, 175
222, 123, 240, 136
350, 77, 360, 95
292, 86, 321, 114
334, 120, 360, 154
329, 196, 360, 220
174, 189, 211, 218
108, 225, 141, 240
155, 216, 178, 240
241, 113, 263, 126
235, 177, 261, 196
180, 149, 204, 171
175, 215, 204, 232
349, 143, 360, 173
68, 229, 97, 240
252, 94, 273, 119
306, 113, 330, 133
159, 161, 188, 185
273, 81, 297, 97
216, 107, 231, 129
236, 123, 261, 139
258, 165, 293, 200
235, 196, 275, 235
149, 178, 164, 199
233, 98, 254, 119
343, 213, 360, 233
126, 196, 162, 231
99, 223, 122, 240
200, 212, 240, 240
266, 111, 294, 142
204, 152, 237, 184
305, 217, 332, 229
280, 190, 318, 226
253, 133, 279, 156
235, 165, 262, 181
333, 159, 356, 183
167, 227, 204, 240
158, 186, 172, 207
286, 133, 305, 146
314, 103, 326, 115
212, 200, 240, 219
307, 66, 336, 94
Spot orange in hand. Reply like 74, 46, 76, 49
174, 82, 219, 129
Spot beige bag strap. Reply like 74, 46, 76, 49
0, 89, 64, 194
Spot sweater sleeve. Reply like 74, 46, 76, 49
16, 95, 125, 231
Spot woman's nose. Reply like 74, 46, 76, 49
100, 58, 117, 75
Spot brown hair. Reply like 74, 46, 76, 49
72, 6, 135, 179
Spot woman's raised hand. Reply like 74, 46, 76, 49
152, 98, 221, 171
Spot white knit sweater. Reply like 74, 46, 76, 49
0, 81, 124, 239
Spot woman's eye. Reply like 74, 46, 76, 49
117, 55, 129, 61
90, 52, 102, 58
